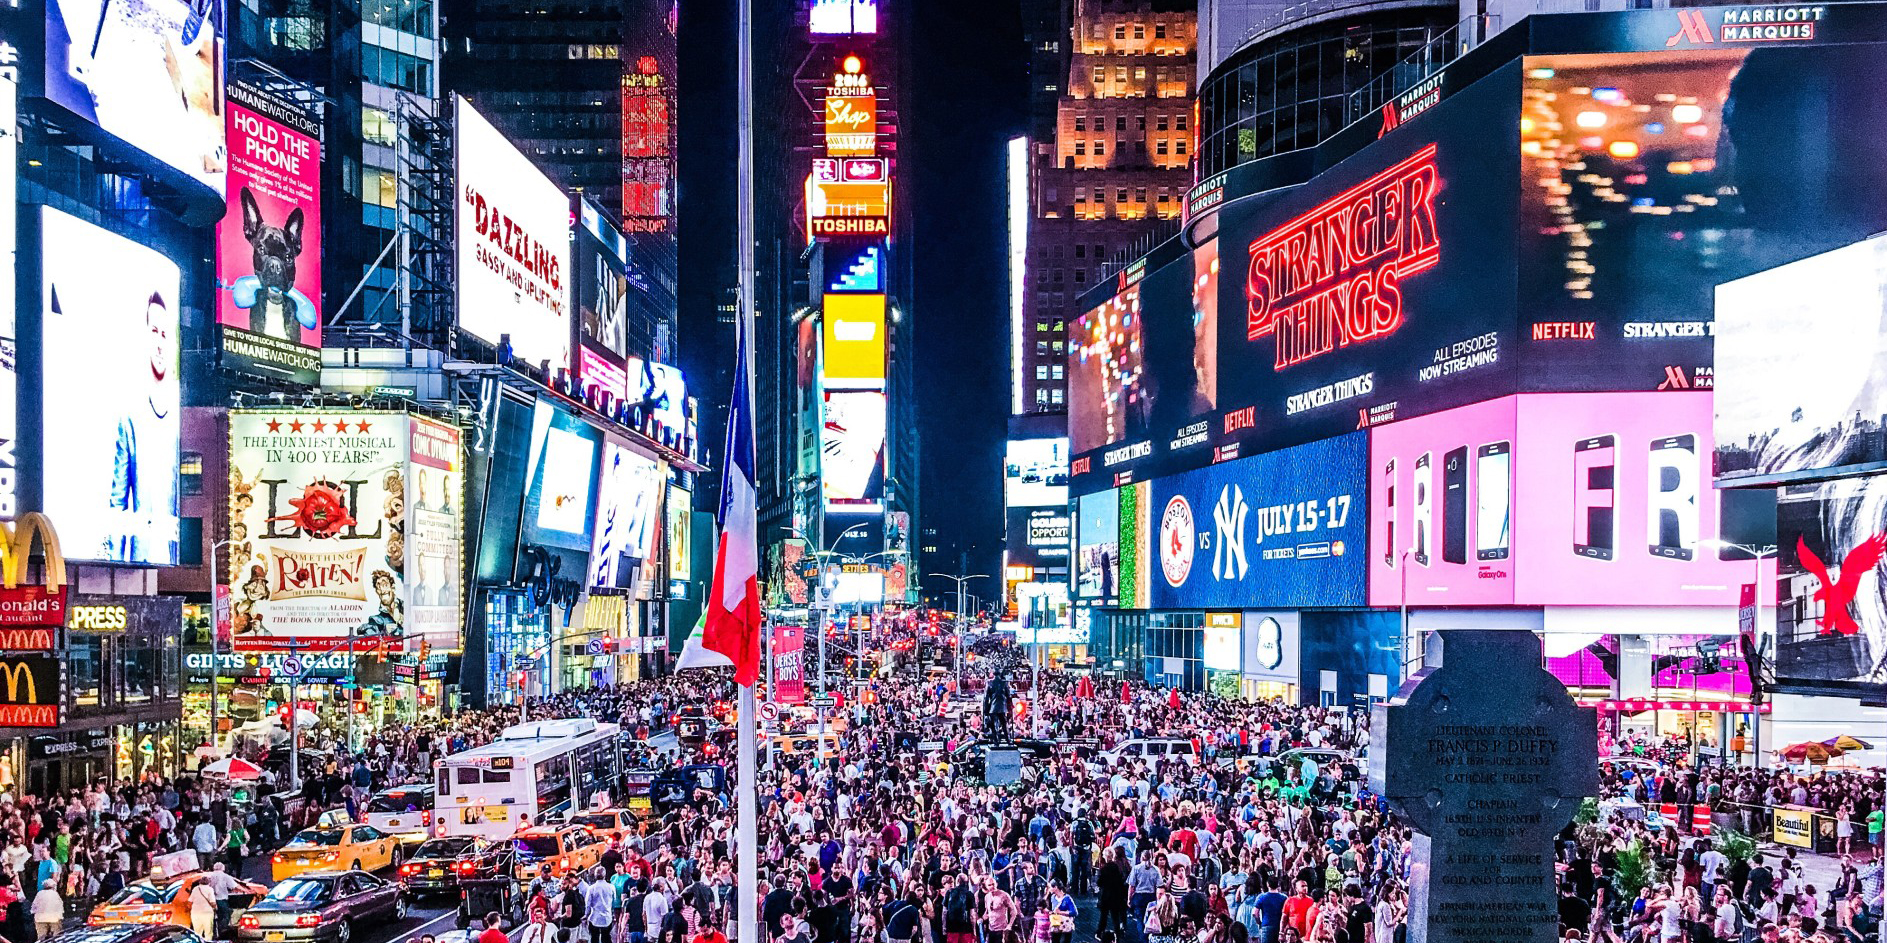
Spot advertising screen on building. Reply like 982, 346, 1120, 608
1774, 476, 1887, 693
0, 653, 60, 727
666, 485, 692, 585
1715, 233, 1887, 486
227, 411, 447, 653
589, 439, 663, 588
217, 81, 322, 385
810, 0, 876, 34
1007, 507, 1071, 569
619, 0, 676, 233
1075, 489, 1120, 601
822, 391, 885, 507
576, 200, 631, 404
44, 0, 226, 196
806, 159, 890, 240
1368, 392, 1770, 607
1004, 438, 1069, 508
455, 96, 572, 373
1152, 433, 1367, 610
521, 400, 601, 553
1014, 582, 1077, 644
40, 207, 181, 565
821, 294, 886, 389
824, 57, 876, 157
827, 245, 883, 293
1070, 281, 1145, 459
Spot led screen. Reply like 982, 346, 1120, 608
455, 96, 572, 374
822, 294, 886, 389
40, 207, 180, 565
405, 417, 466, 653
216, 81, 322, 385
44, 0, 226, 195
1204, 622, 1240, 672
521, 400, 600, 552
1075, 489, 1119, 601
809, 0, 876, 34
1714, 233, 1887, 485
1069, 282, 1145, 457
576, 201, 630, 404
821, 391, 885, 507
1775, 477, 1887, 692
1150, 433, 1367, 610
1369, 392, 1772, 607
666, 485, 692, 585
1006, 507, 1070, 569
588, 440, 663, 588
1004, 438, 1069, 508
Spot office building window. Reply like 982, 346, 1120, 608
180, 452, 203, 496
1116, 188, 1127, 202
1135, 187, 1147, 203
1134, 25, 1145, 39
1074, 244, 1086, 258
363, 107, 397, 147
1156, 140, 1168, 155
1074, 141, 1086, 156
1114, 25, 1126, 39
1074, 187, 1087, 203
1156, 24, 1167, 38
1051, 389, 1064, 404
1052, 365, 1065, 379
1035, 365, 1048, 380
1135, 66, 1146, 80
1094, 140, 1105, 155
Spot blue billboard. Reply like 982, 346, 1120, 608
1149, 432, 1367, 610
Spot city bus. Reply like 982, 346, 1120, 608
432, 717, 624, 839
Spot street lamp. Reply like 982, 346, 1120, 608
926, 573, 989, 697
206, 539, 233, 762
795, 523, 868, 751
1700, 538, 1777, 769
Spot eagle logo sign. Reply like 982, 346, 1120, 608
1797, 533, 1887, 636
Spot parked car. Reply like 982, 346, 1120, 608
271, 826, 403, 882
51, 924, 211, 943
235, 872, 405, 943
396, 836, 506, 896
1090, 737, 1198, 771
89, 872, 267, 934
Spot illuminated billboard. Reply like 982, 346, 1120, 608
40, 207, 181, 565
806, 159, 890, 240
226, 411, 465, 653
1069, 282, 1145, 458
455, 96, 572, 374
822, 391, 885, 507
589, 439, 663, 588
827, 245, 883, 293
1004, 438, 1069, 508
1006, 507, 1071, 569
44, 0, 226, 196
824, 56, 876, 157
1075, 489, 1119, 601
810, 0, 876, 34
217, 81, 322, 385
1368, 392, 1772, 607
1775, 477, 1887, 693
522, 401, 601, 553
821, 294, 886, 389
576, 200, 632, 404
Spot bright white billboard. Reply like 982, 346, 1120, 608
454, 96, 571, 374
1004, 437, 1068, 508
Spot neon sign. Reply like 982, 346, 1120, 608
1246, 144, 1441, 370
824, 57, 876, 157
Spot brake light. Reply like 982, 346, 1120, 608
320, 852, 339, 862
456, 861, 476, 873
297, 914, 324, 928
239, 917, 260, 930
272, 855, 284, 864
400, 864, 418, 875
88, 916, 106, 927
421, 811, 432, 826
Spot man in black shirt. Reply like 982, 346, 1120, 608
1558, 880, 1592, 935
558, 875, 586, 940
1337, 886, 1373, 943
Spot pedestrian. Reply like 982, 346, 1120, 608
479, 911, 510, 943
29, 880, 59, 942
518, 909, 557, 943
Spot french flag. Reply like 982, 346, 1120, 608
703, 322, 763, 686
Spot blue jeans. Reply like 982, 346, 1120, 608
1129, 892, 1155, 926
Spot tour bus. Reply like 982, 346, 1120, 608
432, 717, 624, 840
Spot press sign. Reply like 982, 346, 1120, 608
68, 605, 129, 631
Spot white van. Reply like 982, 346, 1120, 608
1093, 737, 1197, 770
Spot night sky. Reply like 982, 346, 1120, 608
679, 0, 1027, 591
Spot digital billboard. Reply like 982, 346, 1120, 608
1014, 582, 1076, 644
588, 439, 663, 588
828, 245, 883, 293
218, 81, 322, 385
576, 200, 631, 405
619, 0, 676, 233
1774, 477, 1887, 692
1075, 489, 1119, 601
1368, 392, 1771, 607
1151, 432, 1367, 610
810, 0, 876, 34
44, 0, 226, 195
455, 96, 572, 373
1714, 233, 1887, 485
1006, 507, 1071, 569
1069, 281, 1145, 458
822, 391, 885, 507
227, 412, 427, 652
1004, 438, 1069, 508
806, 158, 890, 240
824, 56, 876, 157
666, 485, 692, 585
40, 207, 181, 565
521, 400, 600, 553
821, 294, 886, 389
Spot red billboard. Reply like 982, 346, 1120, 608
772, 624, 806, 704
217, 81, 323, 385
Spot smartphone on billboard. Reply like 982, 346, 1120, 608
1443, 446, 1469, 564
1413, 452, 1432, 567
1648, 434, 1698, 560
1476, 441, 1512, 561
1384, 458, 1397, 568
1573, 435, 1616, 560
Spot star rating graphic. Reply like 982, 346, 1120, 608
266, 416, 381, 434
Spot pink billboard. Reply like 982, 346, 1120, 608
1369, 392, 1772, 607
216, 81, 323, 385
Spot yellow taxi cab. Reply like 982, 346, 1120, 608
89, 870, 268, 928
270, 824, 404, 881
566, 808, 637, 845
510, 825, 606, 883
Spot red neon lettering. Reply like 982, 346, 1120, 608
1222, 406, 1256, 435
1245, 144, 1440, 370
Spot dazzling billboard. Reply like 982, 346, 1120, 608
1006, 507, 1071, 570
521, 400, 601, 553
455, 96, 572, 373
1069, 281, 1145, 458
1004, 438, 1069, 508
1368, 392, 1770, 607
821, 294, 886, 389
588, 439, 663, 588
1714, 233, 1887, 486
40, 207, 181, 565
227, 411, 463, 653
1775, 477, 1887, 692
1151, 432, 1367, 610
44, 0, 226, 195
809, 0, 876, 34
821, 391, 885, 507
217, 81, 322, 385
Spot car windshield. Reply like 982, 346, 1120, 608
414, 838, 476, 858
292, 829, 346, 846
569, 815, 614, 829
106, 884, 165, 905
367, 793, 427, 814
265, 879, 332, 905
514, 835, 561, 858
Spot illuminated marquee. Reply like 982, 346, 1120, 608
1246, 144, 1441, 370
806, 159, 891, 241
825, 56, 877, 157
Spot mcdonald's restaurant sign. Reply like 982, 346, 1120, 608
0, 653, 61, 728
0, 514, 66, 637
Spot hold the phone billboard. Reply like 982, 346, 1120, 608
217, 81, 322, 385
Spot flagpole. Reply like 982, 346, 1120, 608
735, 0, 759, 937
